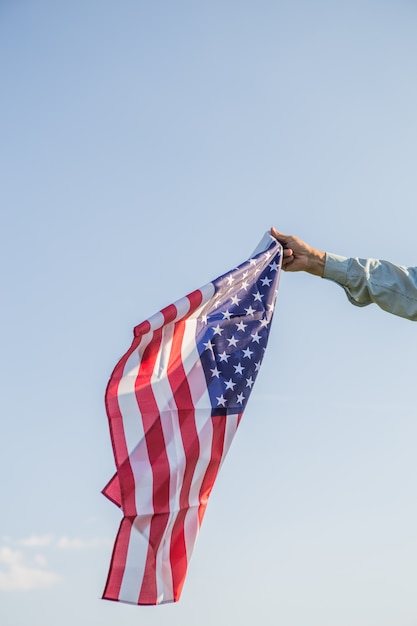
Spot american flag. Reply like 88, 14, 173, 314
102, 232, 282, 605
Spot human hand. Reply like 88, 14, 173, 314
270, 227, 326, 276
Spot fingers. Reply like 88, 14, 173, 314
271, 227, 296, 253
281, 251, 295, 270
271, 227, 294, 266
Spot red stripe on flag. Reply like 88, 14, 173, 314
134, 319, 151, 337
134, 324, 171, 603
135, 327, 171, 513
136, 296, 203, 603
105, 337, 141, 513
197, 416, 227, 526
101, 473, 122, 508
102, 516, 134, 601
186, 289, 203, 316
169, 508, 188, 602
166, 320, 201, 596
168, 321, 200, 509
160, 303, 178, 323
137, 512, 170, 604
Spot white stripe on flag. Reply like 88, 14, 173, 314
145, 315, 210, 599
181, 318, 214, 509
220, 413, 240, 469
149, 323, 184, 517
118, 517, 151, 604
155, 513, 175, 602
183, 505, 200, 563
117, 331, 152, 456
180, 318, 215, 565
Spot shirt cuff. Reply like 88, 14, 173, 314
323, 253, 350, 285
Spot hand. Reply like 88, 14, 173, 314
270, 227, 326, 276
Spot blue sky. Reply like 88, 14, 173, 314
1, 1, 417, 624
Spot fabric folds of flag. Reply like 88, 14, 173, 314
102, 232, 282, 605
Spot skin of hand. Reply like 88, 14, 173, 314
270, 227, 326, 277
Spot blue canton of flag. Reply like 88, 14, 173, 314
196, 233, 282, 416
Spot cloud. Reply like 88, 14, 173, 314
0, 547, 61, 591
13, 534, 110, 551
0, 533, 111, 592
17, 535, 54, 548
56, 536, 111, 550
34, 554, 48, 567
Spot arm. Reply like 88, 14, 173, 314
324, 253, 417, 320
271, 227, 417, 321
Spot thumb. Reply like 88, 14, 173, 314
270, 227, 289, 245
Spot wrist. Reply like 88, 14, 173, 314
307, 249, 326, 277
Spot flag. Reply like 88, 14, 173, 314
102, 232, 282, 605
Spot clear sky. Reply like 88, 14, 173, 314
1, 1, 417, 624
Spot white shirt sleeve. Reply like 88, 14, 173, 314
323, 252, 417, 321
